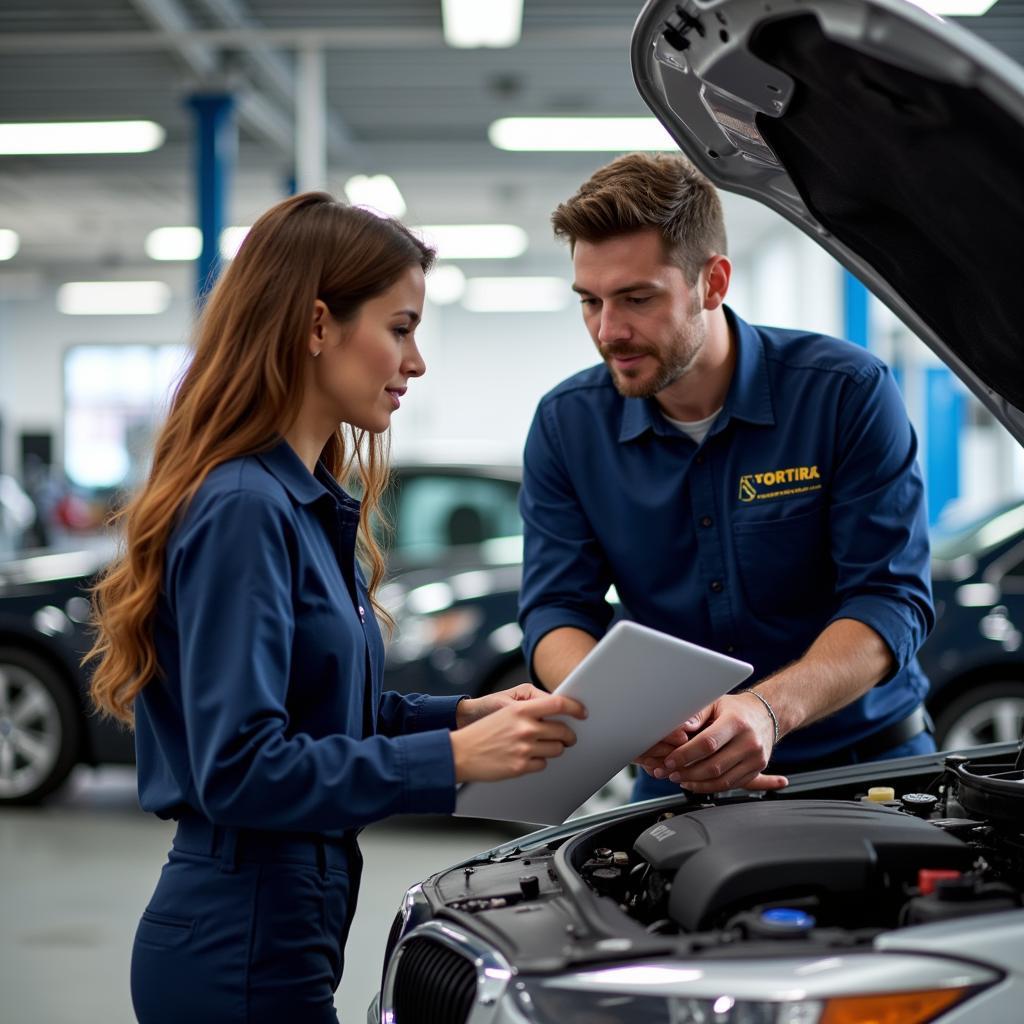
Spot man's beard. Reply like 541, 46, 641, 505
606, 301, 707, 399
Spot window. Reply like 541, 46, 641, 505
386, 470, 522, 563
64, 344, 190, 491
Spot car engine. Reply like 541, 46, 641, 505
414, 751, 1024, 969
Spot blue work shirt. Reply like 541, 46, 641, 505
519, 308, 934, 763
135, 439, 461, 833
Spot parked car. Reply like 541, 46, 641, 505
0, 461, 526, 805
370, 0, 1024, 1020
922, 500, 1024, 748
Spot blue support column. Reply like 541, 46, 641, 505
843, 270, 870, 349
925, 367, 963, 524
187, 94, 236, 304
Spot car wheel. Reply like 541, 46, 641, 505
933, 679, 1024, 749
0, 648, 80, 804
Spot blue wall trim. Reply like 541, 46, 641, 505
843, 271, 870, 349
925, 367, 963, 525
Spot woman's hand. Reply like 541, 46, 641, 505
450, 690, 587, 783
455, 682, 553, 728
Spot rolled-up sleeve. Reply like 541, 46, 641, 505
518, 399, 615, 675
826, 364, 934, 672
169, 490, 456, 832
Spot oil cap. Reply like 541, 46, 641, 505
901, 792, 939, 817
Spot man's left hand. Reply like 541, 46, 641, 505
456, 683, 566, 729
647, 694, 789, 794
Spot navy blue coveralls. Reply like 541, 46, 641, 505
518, 309, 936, 801
131, 441, 462, 1023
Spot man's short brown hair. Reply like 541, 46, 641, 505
551, 152, 727, 284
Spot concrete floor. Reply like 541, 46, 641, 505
0, 766, 514, 1023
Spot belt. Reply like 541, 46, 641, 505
769, 705, 931, 774
173, 814, 358, 874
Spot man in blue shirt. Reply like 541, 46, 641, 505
518, 153, 935, 800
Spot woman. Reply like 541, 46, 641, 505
88, 192, 584, 1023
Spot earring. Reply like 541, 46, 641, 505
312, 350, 321, 358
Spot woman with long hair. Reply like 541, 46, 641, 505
88, 192, 584, 1023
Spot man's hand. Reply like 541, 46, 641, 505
455, 683, 555, 729
450, 691, 588, 783
642, 694, 788, 794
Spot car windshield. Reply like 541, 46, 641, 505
931, 499, 1024, 561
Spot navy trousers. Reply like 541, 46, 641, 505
131, 818, 362, 1023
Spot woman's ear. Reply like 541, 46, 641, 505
309, 299, 328, 357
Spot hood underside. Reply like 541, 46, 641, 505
631, 0, 1024, 442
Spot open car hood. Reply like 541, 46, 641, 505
631, 0, 1024, 442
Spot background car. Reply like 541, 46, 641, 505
0, 460, 527, 805
921, 499, 1024, 748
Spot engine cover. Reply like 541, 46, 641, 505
634, 799, 974, 931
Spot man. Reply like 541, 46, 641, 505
518, 152, 935, 800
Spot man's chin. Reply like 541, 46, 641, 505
610, 367, 658, 399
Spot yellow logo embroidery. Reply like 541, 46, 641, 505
738, 465, 822, 503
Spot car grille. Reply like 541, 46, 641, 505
392, 936, 477, 1023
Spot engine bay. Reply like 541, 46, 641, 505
424, 750, 1024, 970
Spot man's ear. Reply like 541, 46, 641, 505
702, 255, 732, 311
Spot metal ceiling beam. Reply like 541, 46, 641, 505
126, 0, 297, 157
0, 27, 631, 53
191, 0, 351, 153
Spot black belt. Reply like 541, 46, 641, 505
173, 814, 358, 874
768, 705, 931, 774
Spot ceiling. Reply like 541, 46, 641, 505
0, 0, 1021, 286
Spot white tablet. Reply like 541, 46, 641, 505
455, 620, 754, 825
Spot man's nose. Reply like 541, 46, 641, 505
597, 306, 628, 345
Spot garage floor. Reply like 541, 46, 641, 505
0, 767, 513, 1023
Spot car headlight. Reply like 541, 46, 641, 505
387, 606, 484, 665
516, 957, 995, 1024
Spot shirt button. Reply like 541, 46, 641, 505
695, 454, 705, 465
358, 605, 366, 621
710, 580, 724, 593
700, 515, 713, 528
726, 645, 735, 653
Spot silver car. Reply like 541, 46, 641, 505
370, 1, 1024, 1021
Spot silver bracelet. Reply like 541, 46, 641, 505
745, 689, 780, 747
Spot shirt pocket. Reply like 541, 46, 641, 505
732, 505, 833, 618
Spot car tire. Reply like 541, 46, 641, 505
0, 647, 81, 805
933, 679, 1024, 750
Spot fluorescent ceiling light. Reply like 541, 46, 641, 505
344, 174, 407, 217
145, 226, 252, 261
145, 227, 201, 261
489, 117, 678, 152
462, 277, 570, 313
0, 229, 19, 261
0, 120, 165, 155
415, 224, 527, 260
57, 281, 172, 316
907, 0, 997, 12
426, 264, 466, 306
442, 0, 522, 47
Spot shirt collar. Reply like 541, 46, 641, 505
617, 306, 774, 443
255, 438, 359, 511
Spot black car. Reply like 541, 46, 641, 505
0, 461, 525, 805
922, 500, 1024, 748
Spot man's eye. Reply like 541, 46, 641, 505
579, 298, 598, 308
627, 296, 651, 305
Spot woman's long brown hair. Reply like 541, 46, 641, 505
88, 193, 435, 724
